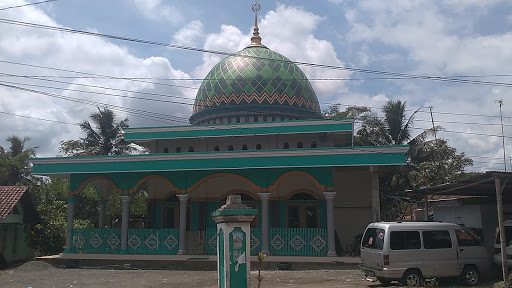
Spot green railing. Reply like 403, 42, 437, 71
205, 228, 262, 256
71, 228, 179, 254
269, 228, 327, 256
71, 228, 326, 256
127, 229, 179, 255
72, 228, 121, 254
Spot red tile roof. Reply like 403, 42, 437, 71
0, 186, 28, 219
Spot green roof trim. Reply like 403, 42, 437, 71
31, 146, 407, 175
124, 119, 353, 141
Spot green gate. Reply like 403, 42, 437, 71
269, 228, 327, 256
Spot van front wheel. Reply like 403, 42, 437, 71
460, 265, 479, 286
400, 270, 423, 287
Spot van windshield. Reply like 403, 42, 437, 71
496, 226, 512, 245
362, 228, 385, 250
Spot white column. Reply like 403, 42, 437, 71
64, 196, 76, 253
177, 194, 189, 255
370, 166, 381, 222
98, 199, 106, 228
323, 192, 337, 257
258, 192, 270, 254
120, 195, 131, 254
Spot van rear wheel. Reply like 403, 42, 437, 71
400, 270, 423, 287
460, 265, 479, 286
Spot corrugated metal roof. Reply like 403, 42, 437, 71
0, 186, 28, 219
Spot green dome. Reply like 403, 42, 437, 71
189, 46, 322, 124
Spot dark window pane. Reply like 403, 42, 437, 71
362, 228, 385, 250
456, 229, 482, 246
305, 206, 318, 228
288, 206, 300, 228
176, 147, 181, 153
297, 142, 303, 148
311, 142, 317, 148
214, 145, 219, 151
423, 230, 452, 249
228, 145, 234, 151
163, 147, 169, 153
390, 231, 421, 250
242, 144, 248, 150
256, 144, 262, 150
283, 143, 289, 149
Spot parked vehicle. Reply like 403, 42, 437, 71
494, 220, 512, 269
360, 222, 491, 287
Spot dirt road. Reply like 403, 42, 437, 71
0, 261, 500, 287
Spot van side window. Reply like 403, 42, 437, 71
390, 231, 421, 250
362, 228, 385, 250
423, 230, 452, 249
456, 230, 482, 246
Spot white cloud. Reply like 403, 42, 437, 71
132, 0, 184, 25
0, 1, 193, 156
172, 20, 204, 46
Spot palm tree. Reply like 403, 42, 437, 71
0, 136, 38, 185
60, 107, 136, 156
356, 100, 422, 146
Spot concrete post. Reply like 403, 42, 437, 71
323, 192, 337, 257
370, 166, 381, 222
495, 176, 509, 285
177, 194, 189, 255
63, 196, 76, 253
258, 192, 270, 254
212, 195, 257, 288
119, 195, 131, 254
98, 199, 106, 228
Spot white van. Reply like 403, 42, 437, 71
360, 222, 491, 287
494, 220, 512, 268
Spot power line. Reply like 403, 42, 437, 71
0, 110, 76, 125
0, 0, 57, 11
2, 18, 512, 88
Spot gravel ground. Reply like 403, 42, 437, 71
0, 261, 501, 288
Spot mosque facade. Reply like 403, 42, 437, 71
31, 10, 407, 258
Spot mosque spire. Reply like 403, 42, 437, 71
249, 1, 264, 47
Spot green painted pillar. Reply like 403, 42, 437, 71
212, 195, 257, 288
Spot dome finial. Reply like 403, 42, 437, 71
249, 1, 264, 47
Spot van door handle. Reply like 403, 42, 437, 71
459, 249, 464, 252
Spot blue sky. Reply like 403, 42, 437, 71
1, 0, 512, 172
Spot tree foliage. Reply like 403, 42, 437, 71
0, 136, 37, 185
59, 107, 140, 156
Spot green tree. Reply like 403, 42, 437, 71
323, 104, 370, 119
59, 107, 138, 156
0, 136, 37, 185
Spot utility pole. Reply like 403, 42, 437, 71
496, 100, 507, 172
429, 106, 445, 182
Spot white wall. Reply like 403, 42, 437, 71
433, 205, 482, 228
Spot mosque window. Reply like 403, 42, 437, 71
236, 116, 241, 123
263, 116, 267, 122
245, 116, 250, 123
283, 143, 290, 149
176, 147, 182, 153
213, 119, 217, 124
214, 145, 220, 151
311, 142, 317, 148
281, 116, 285, 121
297, 142, 303, 148
254, 116, 258, 122
163, 147, 169, 153
256, 144, 262, 150
219, 118, 223, 124
188, 146, 194, 152
272, 116, 276, 121
228, 145, 234, 151
242, 144, 248, 150
228, 117, 232, 124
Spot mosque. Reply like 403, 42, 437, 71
31, 6, 407, 258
